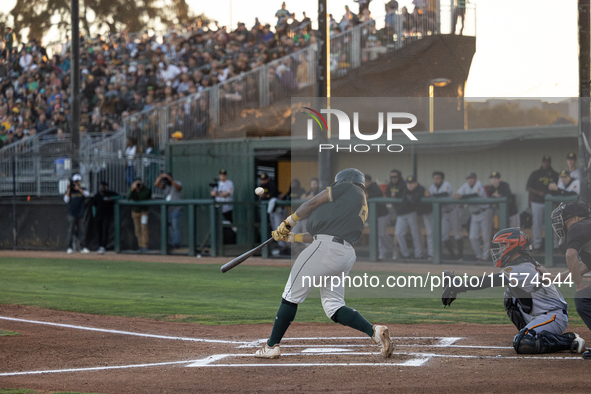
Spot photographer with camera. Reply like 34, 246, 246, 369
210, 169, 234, 222
127, 178, 152, 253
64, 174, 90, 254
155, 172, 183, 249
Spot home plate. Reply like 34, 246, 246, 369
301, 348, 354, 353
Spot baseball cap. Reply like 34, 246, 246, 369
171, 131, 183, 139
72, 174, 82, 181
260, 173, 269, 180
567, 152, 577, 160
562, 201, 590, 221
406, 175, 417, 183
559, 170, 570, 177
490, 171, 501, 179
364, 174, 372, 182
466, 171, 476, 179
219, 169, 227, 175
542, 155, 551, 162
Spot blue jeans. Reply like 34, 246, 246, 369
169, 208, 182, 247
125, 165, 136, 186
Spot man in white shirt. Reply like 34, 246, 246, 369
211, 169, 234, 222
558, 152, 580, 189
18, 49, 33, 72
159, 61, 181, 87
453, 171, 491, 262
551, 170, 580, 196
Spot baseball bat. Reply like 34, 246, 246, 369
220, 237, 274, 273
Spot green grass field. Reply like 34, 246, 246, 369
0, 257, 586, 326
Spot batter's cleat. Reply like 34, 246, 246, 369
254, 343, 280, 359
67, 248, 73, 254
98, 247, 106, 254
371, 325, 394, 358
81, 248, 90, 254
571, 334, 585, 353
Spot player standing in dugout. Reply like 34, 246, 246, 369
254, 168, 394, 359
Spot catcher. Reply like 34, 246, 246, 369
441, 227, 585, 354
254, 168, 393, 359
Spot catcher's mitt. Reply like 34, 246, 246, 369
441, 271, 463, 307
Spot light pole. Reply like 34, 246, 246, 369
429, 78, 451, 132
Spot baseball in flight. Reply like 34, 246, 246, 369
255, 187, 265, 196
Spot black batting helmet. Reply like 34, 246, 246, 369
332, 168, 365, 190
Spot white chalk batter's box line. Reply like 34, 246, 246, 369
0, 316, 585, 377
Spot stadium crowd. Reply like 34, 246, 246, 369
0, 1, 415, 153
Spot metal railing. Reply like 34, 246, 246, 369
120, 5, 475, 148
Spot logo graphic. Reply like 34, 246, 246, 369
302, 108, 418, 153
303, 107, 328, 132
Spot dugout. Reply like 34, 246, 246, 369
166, 124, 576, 253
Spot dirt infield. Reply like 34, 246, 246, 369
0, 304, 590, 394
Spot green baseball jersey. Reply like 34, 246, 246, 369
306, 182, 367, 243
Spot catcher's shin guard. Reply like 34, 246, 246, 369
444, 240, 457, 260
513, 329, 576, 354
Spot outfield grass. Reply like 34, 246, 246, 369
0, 258, 586, 326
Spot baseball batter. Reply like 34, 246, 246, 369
254, 168, 394, 359
454, 171, 491, 262
442, 228, 585, 354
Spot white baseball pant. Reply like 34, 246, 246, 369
395, 212, 421, 258
282, 234, 356, 319
468, 209, 491, 260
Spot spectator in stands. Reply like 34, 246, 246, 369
550, 170, 580, 196
127, 178, 152, 253
355, 0, 373, 15
366, 174, 397, 260
92, 181, 119, 254
211, 169, 235, 222
155, 172, 183, 249
301, 177, 320, 200
4, 27, 15, 58
452, 0, 466, 35
125, 137, 137, 186
64, 174, 90, 254
526, 155, 559, 251
275, 2, 293, 30
487, 171, 520, 228
340, 5, 359, 31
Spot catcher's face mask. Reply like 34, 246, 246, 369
490, 242, 510, 268
551, 203, 566, 246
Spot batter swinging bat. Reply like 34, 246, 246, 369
220, 237, 274, 273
